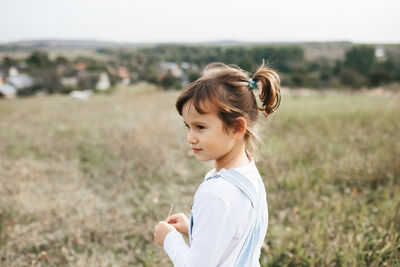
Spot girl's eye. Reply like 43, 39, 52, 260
197, 125, 205, 130
184, 123, 189, 129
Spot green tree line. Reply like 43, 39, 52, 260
136, 44, 400, 88
1, 44, 399, 95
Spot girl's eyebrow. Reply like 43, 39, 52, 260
184, 120, 208, 126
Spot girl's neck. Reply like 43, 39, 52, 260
215, 144, 250, 172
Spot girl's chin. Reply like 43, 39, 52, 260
194, 155, 213, 162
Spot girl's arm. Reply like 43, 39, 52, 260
163, 192, 235, 267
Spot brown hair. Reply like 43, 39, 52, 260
176, 62, 281, 157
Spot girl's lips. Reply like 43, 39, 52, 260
192, 148, 202, 153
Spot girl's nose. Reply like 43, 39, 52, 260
187, 130, 197, 144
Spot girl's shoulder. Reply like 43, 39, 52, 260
194, 160, 263, 205
195, 171, 253, 208
197, 176, 241, 199
218, 160, 262, 192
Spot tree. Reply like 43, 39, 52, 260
340, 68, 363, 88
55, 56, 69, 65
368, 62, 394, 87
26, 51, 51, 68
160, 71, 181, 89
344, 45, 375, 75
2, 56, 18, 67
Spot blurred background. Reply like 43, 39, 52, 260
0, 0, 399, 266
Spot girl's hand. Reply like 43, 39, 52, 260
166, 213, 189, 236
154, 221, 176, 246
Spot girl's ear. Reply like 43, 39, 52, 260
232, 117, 247, 139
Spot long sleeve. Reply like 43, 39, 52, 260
163, 192, 235, 267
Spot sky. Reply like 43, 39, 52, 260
1, 0, 399, 44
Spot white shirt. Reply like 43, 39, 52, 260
163, 160, 267, 266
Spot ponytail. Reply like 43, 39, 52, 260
252, 62, 281, 118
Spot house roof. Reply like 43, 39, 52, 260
7, 74, 34, 89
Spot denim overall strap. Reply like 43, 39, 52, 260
217, 169, 257, 208
219, 169, 264, 267
188, 202, 194, 246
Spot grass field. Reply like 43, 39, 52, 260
0, 84, 399, 266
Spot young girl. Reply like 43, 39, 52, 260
154, 62, 281, 266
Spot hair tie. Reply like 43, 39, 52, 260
248, 78, 257, 89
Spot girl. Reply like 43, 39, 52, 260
154, 62, 281, 266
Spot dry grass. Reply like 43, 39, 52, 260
0, 84, 399, 266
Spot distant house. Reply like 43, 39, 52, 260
375, 48, 385, 58
8, 66, 19, 77
1, 68, 31, 98
159, 62, 184, 78
74, 62, 87, 71
0, 84, 17, 99
76, 70, 98, 90
5, 66, 34, 89
96, 72, 110, 90
181, 62, 190, 70
7, 74, 35, 89
117, 66, 130, 85
61, 77, 78, 88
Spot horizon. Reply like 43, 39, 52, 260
1, 38, 399, 46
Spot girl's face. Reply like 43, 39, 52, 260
182, 100, 236, 164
